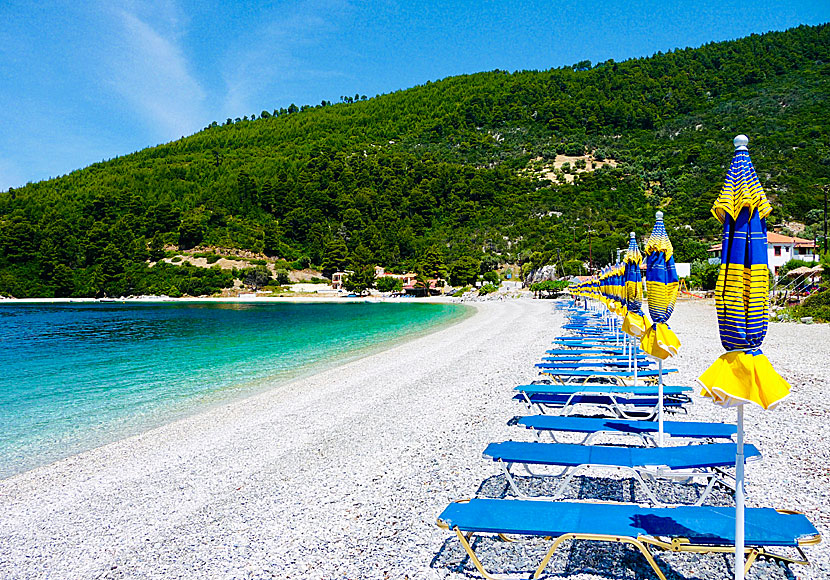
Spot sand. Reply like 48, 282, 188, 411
0, 297, 827, 579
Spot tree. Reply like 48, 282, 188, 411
417, 245, 447, 280
274, 268, 291, 285
243, 266, 272, 290
376, 276, 403, 293
149, 233, 166, 262
449, 255, 480, 286
178, 214, 205, 249
321, 238, 349, 278
343, 266, 375, 295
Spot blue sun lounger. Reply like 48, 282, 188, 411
437, 499, 821, 580
538, 368, 677, 384
513, 415, 737, 445
541, 354, 647, 361
545, 347, 632, 355
482, 440, 758, 505
535, 360, 652, 369
514, 384, 691, 418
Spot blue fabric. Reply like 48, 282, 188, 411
643, 214, 679, 325
536, 360, 651, 369
717, 206, 769, 352
538, 368, 677, 378
513, 393, 687, 408
438, 499, 818, 547
545, 348, 630, 355
515, 384, 692, 396
624, 235, 644, 314
516, 415, 736, 439
483, 441, 760, 469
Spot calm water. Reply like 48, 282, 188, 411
0, 301, 468, 478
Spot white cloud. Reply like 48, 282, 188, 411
104, 2, 207, 140
219, 0, 350, 118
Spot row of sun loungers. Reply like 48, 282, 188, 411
436, 301, 820, 579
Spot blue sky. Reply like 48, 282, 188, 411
1, 0, 828, 191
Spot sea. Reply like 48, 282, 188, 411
0, 301, 469, 479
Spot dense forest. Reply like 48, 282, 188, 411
1, 24, 829, 297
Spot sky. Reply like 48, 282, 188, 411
1, 0, 829, 191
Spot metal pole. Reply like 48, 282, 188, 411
657, 358, 664, 446
632, 336, 638, 386
735, 405, 746, 580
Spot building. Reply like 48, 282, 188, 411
331, 270, 354, 290
707, 232, 819, 275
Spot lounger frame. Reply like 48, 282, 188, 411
437, 501, 820, 580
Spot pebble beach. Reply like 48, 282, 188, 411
0, 297, 828, 579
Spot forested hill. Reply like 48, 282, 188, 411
1, 24, 829, 298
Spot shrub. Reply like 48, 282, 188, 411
797, 288, 830, 322
478, 283, 499, 295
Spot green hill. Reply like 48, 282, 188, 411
1, 23, 829, 297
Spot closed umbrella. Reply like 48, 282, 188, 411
621, 232, 649, 384
698, 135, 791, 580
640, 211, 682, 444
621, 232, 649, 338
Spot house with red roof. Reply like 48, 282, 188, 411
708, 232, 819, 275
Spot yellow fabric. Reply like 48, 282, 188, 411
639, 323, 681, 360
710, 150, 773, 223
621, 311, 649, 338
698, 351, 791, 410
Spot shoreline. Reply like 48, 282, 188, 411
1, 298, 827, 579
0, 300, 474, 481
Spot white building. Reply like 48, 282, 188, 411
708, 232, 819, 275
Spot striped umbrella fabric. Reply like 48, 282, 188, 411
697, 135, 791, 580
621, 232, 649, 337
640, 211, 681, 359
698, 137, 790, 409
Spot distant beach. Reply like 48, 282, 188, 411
0, 298, 827, 579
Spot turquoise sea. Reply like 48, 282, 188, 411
0, 301, 468, 479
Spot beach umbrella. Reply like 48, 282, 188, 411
640, 212, 681, 360
621, 232, 649, 338
621, 232, 649, 384
640, 211, 682, 444
698, 135, 791, 580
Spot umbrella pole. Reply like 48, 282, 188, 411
657, 358, 664, 446
632, 336, 638, 386
735, 404, 746, 580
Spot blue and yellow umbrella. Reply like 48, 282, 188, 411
697, 135, 791, 580
640, 211, 681, 359
698, 137, 790, 408
621, 232, 649, 338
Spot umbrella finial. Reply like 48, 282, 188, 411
655, 211, 664, 221
734, 134, 749, 150
629, 231, 636, 239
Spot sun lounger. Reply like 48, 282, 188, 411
545, 348, 631, 355
482, 440, 758, 505
437, 498, 820, 580
541, 354, 647, 361
513, 415, 736, 445
514, 384, 691, 418
538, 368, 677, 385
535, 360, 651, 369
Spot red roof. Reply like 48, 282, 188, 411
709, 233, 815, 253
767, 232, 815, 247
